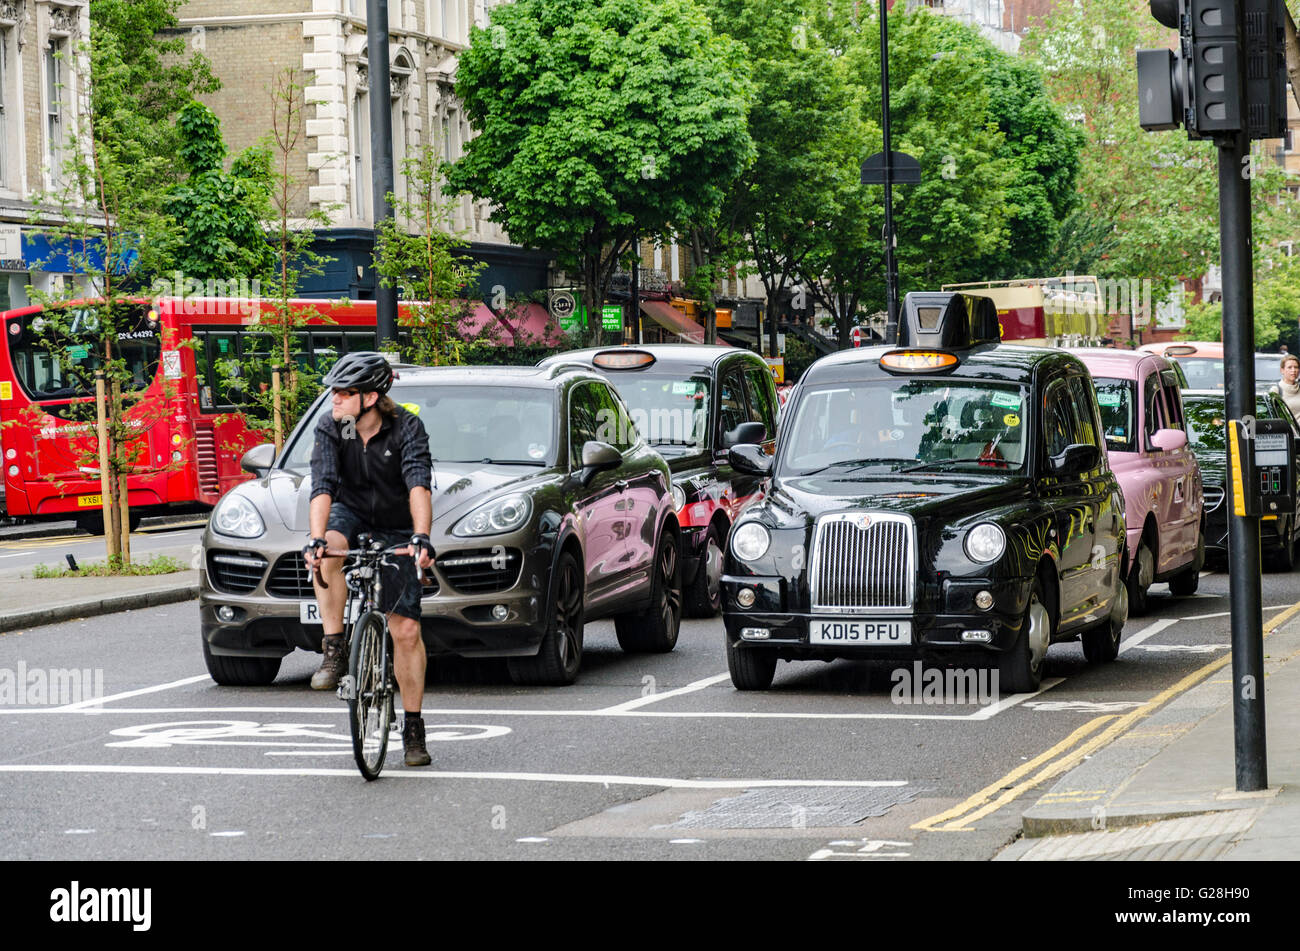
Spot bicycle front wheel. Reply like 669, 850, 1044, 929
348, 611, 393, 780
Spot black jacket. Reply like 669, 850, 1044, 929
310, 405, 432, 531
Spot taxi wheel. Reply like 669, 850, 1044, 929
1082, 578, 1125, 664
1127, 539, 1155, 615
999, 580, 1050, 693
684, 525, 724, 618
508, 552, 584, 686
201, 636, 281, 687
726, 638, 777, 690
1168, 531, 1204, 596
615, 531, 682, 653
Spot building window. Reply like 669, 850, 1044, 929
46, 37, 68, 186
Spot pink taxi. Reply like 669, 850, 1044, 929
1068, 348, 1205, 613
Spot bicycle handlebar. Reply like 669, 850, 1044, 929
312, 545, 421, 590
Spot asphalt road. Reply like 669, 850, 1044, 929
1, 562, 1294, 861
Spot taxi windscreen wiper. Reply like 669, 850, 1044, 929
795, 458, 914, 476
901, 460, 1006, 473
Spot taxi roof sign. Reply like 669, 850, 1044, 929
879, 350, 960, 373
593, 350, 656, 370
897, 292, 1000, 350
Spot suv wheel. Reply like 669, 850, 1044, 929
615, 529, 682, 653
507, 551, 584, 686
201, 636, 281, 686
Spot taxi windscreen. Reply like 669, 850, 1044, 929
603, 373, 710, 450
1093, 378, 1136, 453
780, 380, 1028, 476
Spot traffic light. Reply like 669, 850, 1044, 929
1137, 0, 1287, 140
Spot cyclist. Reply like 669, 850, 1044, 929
302, 351, 435, 767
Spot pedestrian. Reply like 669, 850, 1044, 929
1275, 353, 1300, 419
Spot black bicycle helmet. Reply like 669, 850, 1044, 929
322, 351, 393, 395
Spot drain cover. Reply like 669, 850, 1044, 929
666, 786, 917, 830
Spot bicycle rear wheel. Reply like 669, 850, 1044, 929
348, 611, 393, 780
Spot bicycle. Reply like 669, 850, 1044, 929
315, 535, 420, 781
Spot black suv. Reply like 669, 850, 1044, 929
721, 293, 1130, 693
538, 345, 779, 616
200, 364, 682, 687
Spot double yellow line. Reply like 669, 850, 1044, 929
912, 600, 1300, 832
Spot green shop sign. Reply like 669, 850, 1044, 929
560, 304, 623, 332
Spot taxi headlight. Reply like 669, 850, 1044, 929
453, 494, 532, 537
211, 493, 266, 538
671, 484, 686, 511
964, 523, 1006, 563
731, 522, 771, 562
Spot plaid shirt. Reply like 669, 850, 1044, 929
310, 405, 432, 531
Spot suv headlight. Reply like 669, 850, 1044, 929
731, 522, 771, 561
453, 494, 533, 537
211, 493, 266, 538
964, 523, 1006, 563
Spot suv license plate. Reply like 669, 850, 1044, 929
300, 600, 360, 625
809, 619, 912, 645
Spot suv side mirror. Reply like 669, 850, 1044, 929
1050, 443, 1101, 476
578, 440, 621, 487
722, 421, 766, 450
728, 444, 773, 476
1150, 428, 1188, 452
240, 443, 276, 476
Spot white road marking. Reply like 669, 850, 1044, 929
55, 674, 211, 711
809, 839, 912, 861
1, 705, 1024, 721
1117, 617, 1178, 655
1180, 605, 1289, 621
0, 552, 31, 559
967, 678, 1064, 720
1023, 700, 1145, 713
599, 673, 731, 712
0, 763, 908, 788
1131, 644, 1229, 653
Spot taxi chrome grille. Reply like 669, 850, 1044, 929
810, 513, 915, 614
1203, 484, 1225, 512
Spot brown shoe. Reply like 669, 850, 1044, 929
310, 634, 348, 690
402, 717, 432, 767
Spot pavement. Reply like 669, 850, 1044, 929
2, 558, 1298, 860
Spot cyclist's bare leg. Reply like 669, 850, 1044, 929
309, 529, 350, 633
389, 614, 426, 713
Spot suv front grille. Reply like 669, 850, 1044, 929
207, 550, 268, 593
438, 548, 522, 594
267, 553, 313, 599
809, 513, 915, 614
1203, 484, 1225, 512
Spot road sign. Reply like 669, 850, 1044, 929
764, 356, 784, 384
852, 327, 863, 348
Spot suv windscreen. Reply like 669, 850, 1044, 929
1172, 356, 1224, 389
280, 385, 558, 471
779, 380, 1028, 476
1093, 377, 1137, 452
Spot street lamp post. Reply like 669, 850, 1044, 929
367, 0, 398, 348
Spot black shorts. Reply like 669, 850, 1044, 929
325, 502, 422, 622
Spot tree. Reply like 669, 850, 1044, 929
373, 144, 485, 367
447, 0, 754, 345
1182, 256, 1300, 349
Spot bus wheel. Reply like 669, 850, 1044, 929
76, 511, 143, 535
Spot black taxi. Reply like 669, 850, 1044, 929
721, 292, 1129, 693
538, 345, 779, 616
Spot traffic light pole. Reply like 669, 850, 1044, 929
368, 0, 399, 348
1219, 129, 1268, 792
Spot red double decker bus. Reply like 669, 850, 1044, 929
0, 296, 384, 531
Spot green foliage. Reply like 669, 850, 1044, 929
374, 145, 486, 367
459, 342, 569, 367
448, 0, 754, 344
165, 103, 276, 283
31, 553, 186, 578
1181, 257, 1300, 349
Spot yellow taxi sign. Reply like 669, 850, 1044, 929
879, 350, 959, 373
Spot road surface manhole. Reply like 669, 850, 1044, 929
665, 786, 917, 830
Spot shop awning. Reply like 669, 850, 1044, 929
639, 299, 705, 344
461, 302, 566, 346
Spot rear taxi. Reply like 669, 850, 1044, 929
721, 292, 1129, 693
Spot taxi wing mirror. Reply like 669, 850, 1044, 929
1050, 443, 1101, 476
578, 440, 622, 487
722, 421, 766, 450
240, 442, 276, 476
728, 444, 772, 476
1150, 428, 1188, 452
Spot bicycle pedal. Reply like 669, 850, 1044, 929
336, 674, 356, 701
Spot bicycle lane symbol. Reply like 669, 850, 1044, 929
105, 720, 512, 756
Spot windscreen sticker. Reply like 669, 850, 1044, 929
1096, 392, 1122, 407
672, 382, 698, 395
1003, 413, 1021, 427
990, 391, 1020, 409
528, 443, 546, 459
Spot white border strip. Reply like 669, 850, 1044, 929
599, 673, 731, 712
55, 675, 212, 712
0, 763, 906, 788
1117, 618, 1178, 655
